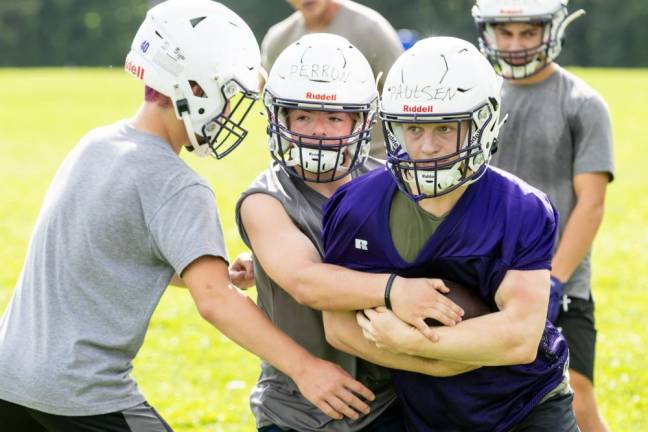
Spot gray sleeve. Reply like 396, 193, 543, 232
235, 188, 285, 251
572, 94, 615, 182
149, 184, 228, 276
261, 26, 281, 74
235, 191, 255, 251
367, 22, 403, 92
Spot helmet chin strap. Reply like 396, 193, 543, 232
287, 145, 348, 174
404, 161, 463, 197
496, 46, 545, 79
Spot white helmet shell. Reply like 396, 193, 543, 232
381, 37, 506, 199
472, 0, 585, 79
263, 33, 378, 182
125, 0, 260, 158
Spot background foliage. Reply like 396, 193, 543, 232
0, 0, 646, 67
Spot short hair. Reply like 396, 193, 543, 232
144, 85, 171, 107
144, 85, 162, 102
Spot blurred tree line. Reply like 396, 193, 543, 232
0, 0, 646, 67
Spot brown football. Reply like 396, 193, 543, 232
424, 279, 493, 327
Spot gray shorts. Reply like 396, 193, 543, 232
0, 398, 173, 431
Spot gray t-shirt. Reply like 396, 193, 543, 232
261, 0, 403, 158
0, 121, 227, 415
235, 160, 396, 431
491, 66, 614, 300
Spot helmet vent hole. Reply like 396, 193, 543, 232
189, 80, 207, 98
190, 16, 207, 28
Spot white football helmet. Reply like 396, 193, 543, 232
381, 37, 506, 200
125, 0, 260, 158
263, 33, 378, 182
472, 0, 584, 79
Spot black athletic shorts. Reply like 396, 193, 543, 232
0, 399, 173, 432
510, 391, 578, 432
555, 295, 597, 383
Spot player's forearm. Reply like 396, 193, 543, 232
323, 311, 476, 377
291, 264, 388, 311
199, 282, 314, 380
551, 199, 605, 282
406, 311, 543, 366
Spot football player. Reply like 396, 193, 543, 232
473, 1, 614, 429
0, 1, 375, 430
237, 33, 471, 432
322, 36, 578, 431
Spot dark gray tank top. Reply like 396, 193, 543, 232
235, 160, 396, 431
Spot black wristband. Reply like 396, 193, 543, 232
384, 273, 397, 310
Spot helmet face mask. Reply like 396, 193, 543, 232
265, 90, 376, 182
380, 37, 506, 201
263, 33, 378, 183
472, 0, 585, 79
125, 0, 261, 159
384, 103, 497, 200
268, 108, 373, 183
480, 22, 554, 79
195, 78, 258, 159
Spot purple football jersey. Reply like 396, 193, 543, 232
322, 166, 568, 432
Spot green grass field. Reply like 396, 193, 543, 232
0, 68, 646, 431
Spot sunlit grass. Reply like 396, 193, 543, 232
0, 68, 645, 430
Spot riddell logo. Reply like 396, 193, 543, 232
403, 105, 433, 113
500, 9, 523, 14
306, 92, 337, 101
125, 59, 145, 80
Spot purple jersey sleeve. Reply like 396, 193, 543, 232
509, 189, 559, 271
